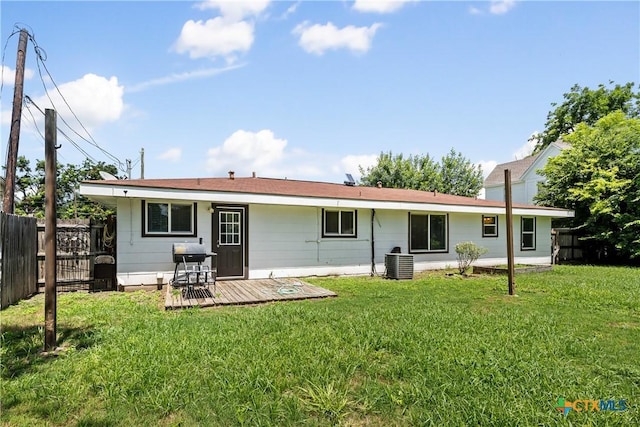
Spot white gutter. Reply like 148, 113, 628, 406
79, 183, 574, 218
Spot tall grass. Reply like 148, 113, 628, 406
1, 266, 638, 425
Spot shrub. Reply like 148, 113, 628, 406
455, 241, 488, 275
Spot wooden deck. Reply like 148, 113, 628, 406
164, 278, 336, 310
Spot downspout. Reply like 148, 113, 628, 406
370, 208, 375, 276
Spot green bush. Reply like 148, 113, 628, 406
455, 241, 488, 274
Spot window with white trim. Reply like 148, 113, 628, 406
409, 213, 448, 252
322, 209, 357, 237
482, 215, 498, 237
521, 217, 536, 250
143, 201, 196, 236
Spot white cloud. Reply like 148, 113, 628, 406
24, 74, 124, 130
175, 1, 270, 62
1, 65, 35, 85
281, 2, 299, 19
477, 160, 498, 178
173, 18, 254, 61
293, 21, 383, 55
158, 148, 182, 162
196, 0, 270, 20
490, 0, 516, 15
468, 6, 482, 15
206, 129, 288, 175
336, 154, 378, 181
126, 64, 244, 93
513, 133, 538, 159
353, 0, 417, 14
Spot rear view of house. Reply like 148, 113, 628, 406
80, 174, 573, 287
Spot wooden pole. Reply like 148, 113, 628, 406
504, 169, 515, 295
44, 109, 57, 351
2, 29, 29, 213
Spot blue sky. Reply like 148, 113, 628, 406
1, 0, 638, 186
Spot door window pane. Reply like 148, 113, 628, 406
219, 211, 241, 245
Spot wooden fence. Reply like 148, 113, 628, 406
1, 213, 38, 309
552, 228, 584, 264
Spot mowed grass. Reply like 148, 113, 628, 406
1, 265, 638, 426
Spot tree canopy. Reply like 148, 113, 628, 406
14, 156, 119, 222
535, 112, 640, 261
359, 149, 483, 197
532, 81, 639, 153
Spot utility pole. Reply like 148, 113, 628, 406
2, 28, 29, 213
504, 169, 516, 295
44, 109, 58, 351
126, 159, 132, 180
140, 148, 144, 179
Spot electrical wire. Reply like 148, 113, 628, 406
26, 30, 127, 171
26, 94, 96, 163
0, 25, 27, 104
1, 27, 24, 178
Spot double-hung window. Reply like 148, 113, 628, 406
521, 217, 536, 250
143, 201, 196, 236
323, 209, 357, 237
482, 215, 498, 237
409, 213, 448, 252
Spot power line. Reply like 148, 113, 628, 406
22, 100, 68, 163
25, 95, 96, 163
26, 30, 127, 171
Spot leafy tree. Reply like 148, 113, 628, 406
439, 149, 484, 197
14, 156, 119, 222
359, 148, 483, 197
532, 81, 640, 153
535, 112, 640, 261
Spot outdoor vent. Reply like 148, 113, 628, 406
385, 253, 414, 280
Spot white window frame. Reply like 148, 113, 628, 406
322, 209, 357, 238
482, 215, 498, 237
218, 211, 241, 246
521, 217, 536, 250
143, 201, 196, 236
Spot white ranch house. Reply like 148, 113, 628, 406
80, 175, 573, 287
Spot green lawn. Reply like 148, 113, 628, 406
1, 265, 638, 426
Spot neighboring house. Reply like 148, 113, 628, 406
484, 141, 570, 204
79, 174, 573, 287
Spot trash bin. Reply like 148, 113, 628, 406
93, 255, 115, 291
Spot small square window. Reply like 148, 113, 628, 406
482, 215, 498, 237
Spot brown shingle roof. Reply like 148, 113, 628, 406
483, 155, 539, 187
92, 176, 560, 210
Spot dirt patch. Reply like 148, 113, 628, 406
473, 265, 553, 275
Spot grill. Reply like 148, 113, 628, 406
170, 242, 216, 292
172, 242, 210, 263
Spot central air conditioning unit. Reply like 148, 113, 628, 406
385, 253, 414, 280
